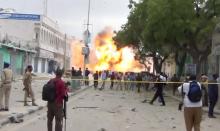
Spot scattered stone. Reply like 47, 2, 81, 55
171, 117, 175, 120
107, 111, 116, 114
9, 116, 24, 123
120, 97, 126, 99
78, 97, 84, 100
131, 108, 136, 112
99, 128, 106, 131
142, 100, 147, 103
73, 107, 99, 109
172, 126, 176, 129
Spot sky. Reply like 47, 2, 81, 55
0, 0, 135, 39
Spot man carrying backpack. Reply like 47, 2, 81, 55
47, 69, 68, 131
178, 75, 202, 131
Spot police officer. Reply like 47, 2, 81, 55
0, 62, 13, 111
23, 65, 37, 106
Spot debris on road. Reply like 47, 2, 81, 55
8, 115, 23, 123
131, 108, 136, 112
72, 106, 99, 109
98, 128, 106, 131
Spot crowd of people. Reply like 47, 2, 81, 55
90, 70, 166, 91
87, 69, 219, 131
1, 63, 220, 131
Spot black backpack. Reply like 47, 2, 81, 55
42, 80, 56, 102
187, 81, 202, 103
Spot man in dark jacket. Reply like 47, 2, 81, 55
171, 74, 179, 96
93, 71, 99, 89
149, 74, 166, 106
85, 68, 90, 86
208, 74, 219, 118
136, 73, 142, 93
110, 72, 115, 90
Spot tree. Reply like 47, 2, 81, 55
116, 0, 220, 76
116, 0, 170, 73
145, 0, 220, 75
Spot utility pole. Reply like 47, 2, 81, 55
43, 0, 48, 16
63, 34, 67, 71
83, 0, 91, 83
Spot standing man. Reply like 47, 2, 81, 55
136, 73, 142, 93
100, 71, 107, 90
23, 65, 37, 106
149, 74, 166, 106
0, 62, 13, 111
77, 68, 82, 76
47, 69, 68, 131
85, 68, 90, 86
200, 74, 208, 107
71, 67, 76, 77
129, 72, 136, 91
110, 72, 115, 90
178, 75, 202, 131
208, 74, 219, 118
171, 74, 179, 96
93, 71, 99, 90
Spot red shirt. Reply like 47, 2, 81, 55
53, 77, 67, 107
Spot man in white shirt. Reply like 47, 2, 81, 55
100, 71, 107, 90
178, 75, 202, 131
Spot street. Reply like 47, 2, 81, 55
1, 83, 220, 131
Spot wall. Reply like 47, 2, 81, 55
0, 46, 25, 75
0, 19, 39, 48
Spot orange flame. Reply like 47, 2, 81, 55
71, 27, 145, 72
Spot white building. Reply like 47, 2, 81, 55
0, 12, 72, 73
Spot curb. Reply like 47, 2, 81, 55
0, 106, 44, 127
0, 85, 92, 128
165, 91, 220, 115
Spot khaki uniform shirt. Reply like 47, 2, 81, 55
1, 68, 13, 87
23, 71, 32, 88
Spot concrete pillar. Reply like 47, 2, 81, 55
38, 58, 42, 73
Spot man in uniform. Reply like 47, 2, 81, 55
0, 62, 13, 111
23, 65, 37, 106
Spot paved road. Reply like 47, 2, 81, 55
1, 85, 220, 131
0, 79, 49, 120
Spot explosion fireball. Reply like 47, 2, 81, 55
71, 27, 145, 72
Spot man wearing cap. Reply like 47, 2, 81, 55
0, 62, 13, 111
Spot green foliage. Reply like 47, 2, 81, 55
116, 0, 220, 74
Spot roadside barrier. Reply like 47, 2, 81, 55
67, 78, 220, 85
1, 78, 219, 85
